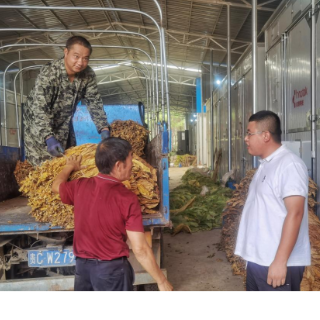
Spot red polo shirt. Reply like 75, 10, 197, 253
59, 173, 144, 260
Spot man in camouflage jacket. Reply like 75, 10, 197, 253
24, 36, 109, 166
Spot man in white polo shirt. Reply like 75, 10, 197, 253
235, 110, 311, 291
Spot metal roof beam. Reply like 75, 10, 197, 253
180, 0, 275, 12
110, 21, 251, 44
98, 76, 196, 87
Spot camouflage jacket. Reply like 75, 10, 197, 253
24, 57, 108, 166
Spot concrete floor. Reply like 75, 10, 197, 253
164, 167, 244, 291
169, 166, 190, 191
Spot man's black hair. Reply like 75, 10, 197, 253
95, 137, 132, 174
249, 110, 282, 143
66, 36, 92, 55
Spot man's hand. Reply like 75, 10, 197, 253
101, 128, 110, 140
158, 278, 173, 291
267, 260, 287, 288
46, 136, 64, 157
52, 155, 85, 194
65, 155, 85, 172
126, 230, 173, 291
267, 195, 305, 288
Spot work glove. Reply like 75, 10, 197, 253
101, 129, 110, 140
46, 136, 64, 157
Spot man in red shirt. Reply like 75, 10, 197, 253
52, 137, 173, 291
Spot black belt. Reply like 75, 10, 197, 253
77, 256, 127, 262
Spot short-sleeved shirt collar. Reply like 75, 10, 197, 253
259, 144, 285, 164
97, 173, 121, 184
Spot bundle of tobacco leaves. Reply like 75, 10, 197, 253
169, 169, 233, 235
220, 170, 320, 291
18, 143, 159, 229
219, 169, 256, 278
110, 120, 148, 157
300, 178, 320, 291
173, 154, 197, 167
14, 160, 34, 186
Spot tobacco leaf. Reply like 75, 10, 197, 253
18, 143, 160, 229
110, 120, 149, 157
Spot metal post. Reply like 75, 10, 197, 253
18, 51, 23, 147
311, 0, 317, 184
281, 34, 288, 141
162, 27, 171, 150
152, 0, 166, 131
218, 99, 221, 150
210, 51, 214, 170
3, 59, 51, 146
200, 73, 204, 165
252, 0, 258, 168
18, 51, 23, 104
210, 51, 214, 94
252, 0, 257, 113
227, 4, 232, 172
13, 65, 43, 147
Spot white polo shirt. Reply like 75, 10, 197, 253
234, 145, 311, 267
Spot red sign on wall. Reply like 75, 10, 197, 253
292, 87, 308, 108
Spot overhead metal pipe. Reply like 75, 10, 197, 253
227, 4, 232, 172
13, 65, 43, 147
0, 30, 159, 136
3, 59, 153, 145
0, 4, 165, 133
12, 62, 152, 144
0, 28, 160, 113
0, 43, 157, 122
252, 0, 258, 168
152, 0, 171, 148
2, 59, 50, 146
252, 0, 258, 114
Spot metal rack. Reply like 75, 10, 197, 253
0, 1, 171, 149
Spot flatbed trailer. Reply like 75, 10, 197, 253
0, 104, 170, 290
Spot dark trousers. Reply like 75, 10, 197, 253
74, 257, 135, 291
246, 261, 305, 291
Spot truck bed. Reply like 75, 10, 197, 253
0, 197, 64, 234
0, 193, 167, 236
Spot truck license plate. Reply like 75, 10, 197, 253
28, 248, 76, 267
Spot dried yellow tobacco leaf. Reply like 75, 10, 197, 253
110, 120, 149, 157
18, 143, 160, 229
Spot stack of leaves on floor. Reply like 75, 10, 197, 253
17, 143, 159, 229
300, 178, 320, 291
220, 169, 320, 291
173, 154, 197, 167
169, 169, 233, 235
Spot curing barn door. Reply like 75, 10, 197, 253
286, 15, 311, 136
266, 41, 282, 125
